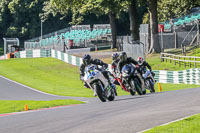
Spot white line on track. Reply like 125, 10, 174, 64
138, 113, 199, 133
0, 75, 66, 97
0, 75, 87, 99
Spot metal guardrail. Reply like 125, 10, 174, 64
161, 53, 200, 67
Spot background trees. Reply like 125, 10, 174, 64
0, 0, 199, 53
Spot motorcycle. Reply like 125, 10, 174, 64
143, 71, 155, 93
121, 64, 145, 95
84, 65, 116, 102
112, 72, 131, 93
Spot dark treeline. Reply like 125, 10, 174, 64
0, 0, 199, 52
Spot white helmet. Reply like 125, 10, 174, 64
137, 57, 144, 65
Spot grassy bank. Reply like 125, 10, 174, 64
0, 58, 93, 97
0, 58, 199, 97
145, 113, 200, 133
0, 99, 84, 114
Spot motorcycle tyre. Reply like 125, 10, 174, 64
130, 89, 136, 96
108, 89, 115, 101
94, 84, 106, 102
142, 88, 146, 95
131, 78, 143, 95
149, 80, 155, 93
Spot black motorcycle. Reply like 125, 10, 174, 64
121, 64, 145, 95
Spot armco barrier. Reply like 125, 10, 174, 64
15, 49, 51, 58
12, 49, 200, 85
154, 69, 200, 85
51, 49, 83, 66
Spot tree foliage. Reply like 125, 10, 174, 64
0, 0, 199, 50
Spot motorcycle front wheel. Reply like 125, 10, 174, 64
108, 89, 115, 101
131, 78, 143, 95
94, 83, 106, 102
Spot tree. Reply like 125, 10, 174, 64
149, 0, 160, 53
157, 0, 200, 22
43, 0, 124, 49
128, 0, 140, 41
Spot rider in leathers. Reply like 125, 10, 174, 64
118, 52, 139, 73
79, 54, 114, 96
118, 52, 144, 90
137, 57, 152, 74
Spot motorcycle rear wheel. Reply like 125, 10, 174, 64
148, 80, 155, 93
94, 83, 106, 102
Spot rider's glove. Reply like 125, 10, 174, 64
136, 64, 139, 68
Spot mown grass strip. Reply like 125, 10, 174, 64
144, 113, 200, 133
0, 58, 93, 97
0, 58, 199, 97
0, 100, 84, 114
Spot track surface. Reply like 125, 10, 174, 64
0, 76, 200, 133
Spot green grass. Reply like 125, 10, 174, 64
0, 58, 93, 97
144, 113, 200, 133
0, 99, 84, 114
145, 54, 195, 71
0, 58, 198, 97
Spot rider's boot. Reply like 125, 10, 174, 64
93, 91, 97, 97
109, 80, 117, 96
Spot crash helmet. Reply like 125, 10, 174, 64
112, 53, 119, 61
120, 52, 127, 62
137, 57, 144, 65
82, 54, 91, 65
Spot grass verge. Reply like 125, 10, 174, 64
0, 58, 198, 97
0, 58, 93, 97
144, 113, 200, 133
0, 99, 84, 114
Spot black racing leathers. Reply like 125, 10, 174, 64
139, 61, 152, 74
118, 57, 138, 73
79, 58, 108, 80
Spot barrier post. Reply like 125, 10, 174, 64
189, 57, 191, 67
25, 104, 28, 111
158, 83, 162, 92
184, 57, 186, 68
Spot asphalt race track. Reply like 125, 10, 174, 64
0, 75, 200, 133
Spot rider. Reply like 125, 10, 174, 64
79, 54, 113, 96
118, 52, 139, 73
111, 53, 120, 85
111, 53, 120, 76
118, 52, 144, 89
137, 57, 155, 77
137, 57, 151, 73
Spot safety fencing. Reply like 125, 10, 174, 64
51, 49, 83, 66
14, 49, 51, 58
2, 49, 199, 85
161, 53, 200, 68
154, 69, 200, 85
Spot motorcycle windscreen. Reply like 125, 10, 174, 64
122, 64, 134, 74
